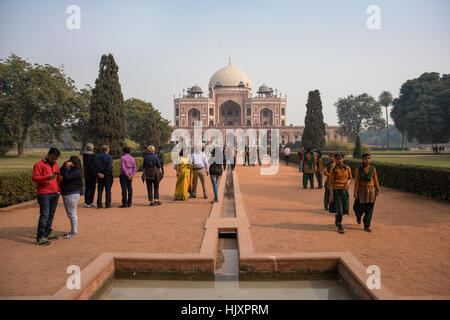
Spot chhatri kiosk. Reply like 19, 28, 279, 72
173, 59, 344, 146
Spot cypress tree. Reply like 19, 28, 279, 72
88, 54, 127, 157
301, 90, 326, 150
353, 135, 362, 159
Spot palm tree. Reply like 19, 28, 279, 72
378, 91, 393, 150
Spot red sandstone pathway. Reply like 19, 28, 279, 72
235, 164, 450, 297
0, 165, 214, 296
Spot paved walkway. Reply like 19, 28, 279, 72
0, 165, 214, 296
2, 162, 450, 298
235, 164, 450, 296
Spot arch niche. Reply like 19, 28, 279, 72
219, 100, 241, 126
260, 108, 273, 126
188, 108, 201, 126
281, 132, 290, 145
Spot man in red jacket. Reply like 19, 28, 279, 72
32, 147, 62, 245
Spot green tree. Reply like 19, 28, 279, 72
391, 72, 450, 146
334, 93, 385, 143
353, 135, 362, 158
361, 125, 403, 148
88, 54, 127, 157
378, 91, 393, 150
301, 90, 326, 149
0, 54, 77, 157
67, 86, 92, 154
125, 98, 172, 151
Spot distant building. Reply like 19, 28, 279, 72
173, 59, 345, 146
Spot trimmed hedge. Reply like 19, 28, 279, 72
341, 158, 450, 201
0, 170, 36, 207
0, 153, 170, 208
280, 153, 450, 201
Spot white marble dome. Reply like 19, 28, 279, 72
208, 64, 252, 90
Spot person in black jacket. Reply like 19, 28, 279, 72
143, 145, 162, 206
208, 148, 223, 203
82, 143, 96, 208
158, 146, 165, 180
92, 145, 113, 209
60, 155, 83, 238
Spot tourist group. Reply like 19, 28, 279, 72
32, 143, 226, 245
289, 147, 380, 235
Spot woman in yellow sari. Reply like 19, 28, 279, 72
174, 150, 193, 200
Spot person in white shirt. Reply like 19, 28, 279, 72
284, 147, 291, 166
189, 146, 209, 199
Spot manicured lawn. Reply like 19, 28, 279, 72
0, 151, 79, 172
285, 151, 450, 168
371, 155, 450, 168
371, 150, 450, 156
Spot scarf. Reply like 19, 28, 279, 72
305, 153, 314, 169
359, 165, 374, 182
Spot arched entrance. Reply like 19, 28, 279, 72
260, 108, 273, 126
281, 132, 290, 146
188, 108, 201, 126
219, 100, 241, 126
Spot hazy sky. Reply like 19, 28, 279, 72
1, 0, 449, 126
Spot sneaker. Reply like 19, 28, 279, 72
97, 204, 103, 209
338, 226, 345, 234
190, 195, 197, 199
64, 232, 79, 239
91, 203, 98, 208
356, 216, 361, 224
83, 203, 92, 208
36, 237, 51, 245
47, 232, 59, 240
204, 195, 208, 199
150, 202, 154, 206
155, 201, 161, 205
119, 204, 128, 208
364, 227, 372, 233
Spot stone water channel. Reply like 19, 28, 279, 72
96, 168, 353, 300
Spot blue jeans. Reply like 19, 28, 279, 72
210, 174, 220, 201
36, 193, 59, 240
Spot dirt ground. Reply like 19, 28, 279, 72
235, 164, 450, 297
0, 165, 214, 296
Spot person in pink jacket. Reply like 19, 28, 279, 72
119, 147, 137, 208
